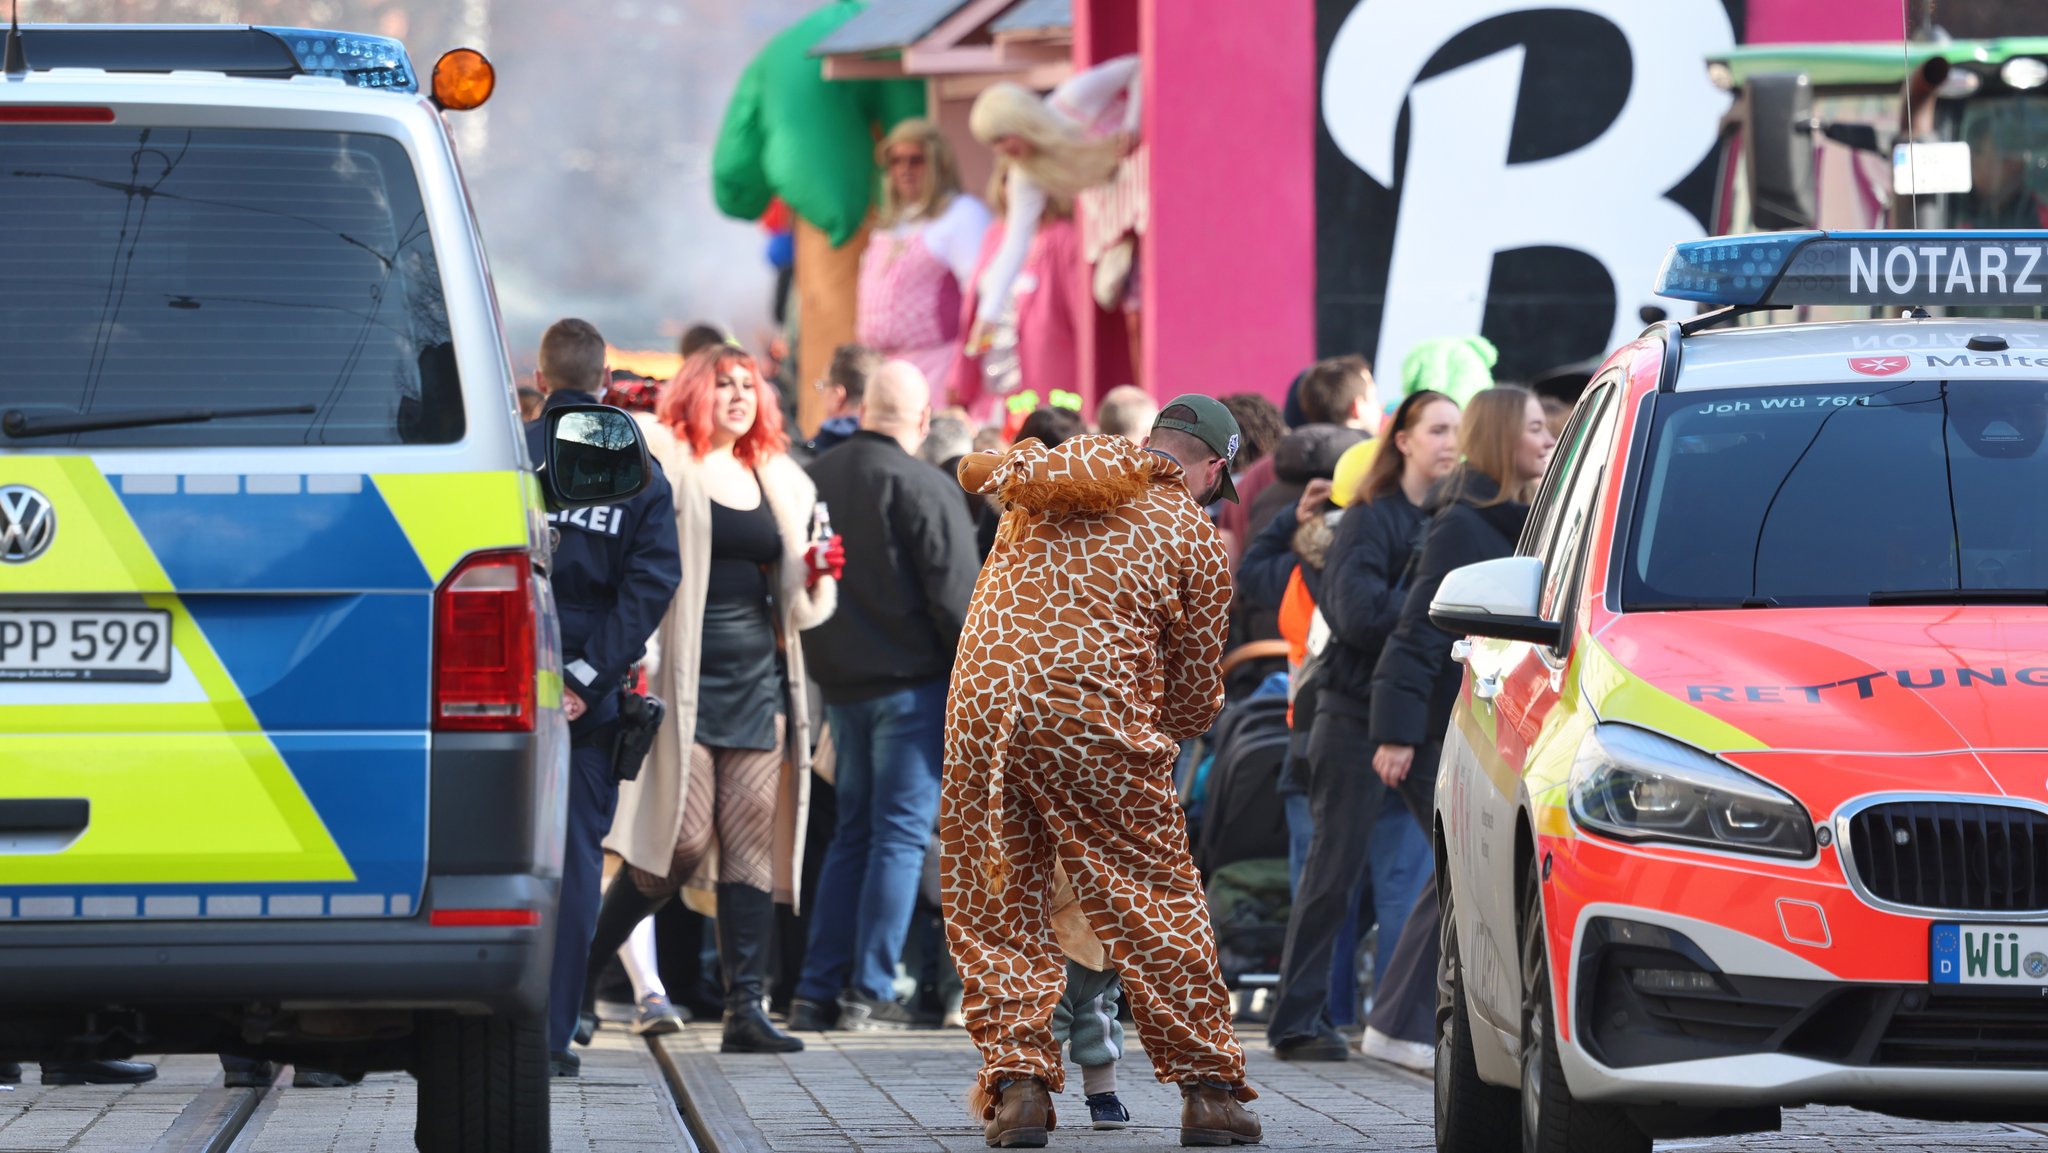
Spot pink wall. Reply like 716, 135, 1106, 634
1075, 0, 1316, 405
1141, 0, 1316, 403
1747, 0, 1902, 43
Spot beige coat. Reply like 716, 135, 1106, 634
605, 420, 836, 909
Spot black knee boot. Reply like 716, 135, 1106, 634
582, 877, 674, 1019
716, 882, 803, 1054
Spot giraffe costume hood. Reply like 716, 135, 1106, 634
941, 433, 1253, 1118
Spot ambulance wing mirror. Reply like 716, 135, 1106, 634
1428, 556, 1562, 648
542, 404, 650, 511
1746, 72, 1818, 231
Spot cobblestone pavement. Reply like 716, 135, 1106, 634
0, 1055, 217, 1152
5, 1024, 2048, 1149
0, 1030, 689, 1152
657, 1026, 2048, 1152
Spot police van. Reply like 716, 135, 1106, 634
0, 23, 647, 1151
1429, 231, 2048, 1152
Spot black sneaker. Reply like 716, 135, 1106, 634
0, 1062, 21, 1085
549, 1049, 581, 1079
786, 996, 838, 1032
1271, 1029, 1351, 1062
1085, 1091, 1130, 1130
221, 1060, 278, 1089
40, 1060, 158, 1086
292, 1069, 362, 1088
836, 990, 918, 1032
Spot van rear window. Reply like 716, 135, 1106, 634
0, 126, 462, 446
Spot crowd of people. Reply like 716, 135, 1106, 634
503, 45, 1587, 1133
508, 259, 1589, 1146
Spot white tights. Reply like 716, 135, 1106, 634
620, 915, 665, 1002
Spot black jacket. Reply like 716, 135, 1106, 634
524, 391, 682, 712
801, 430, 980, 703
1368, 472, 1529, 748
1238, 502, 1320, 615
1315, 492, 1427, 720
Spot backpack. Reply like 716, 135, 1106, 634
1206, 857, 1293, 985
1194, 697, 1292, 878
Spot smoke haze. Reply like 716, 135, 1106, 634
33, 0, 817, 360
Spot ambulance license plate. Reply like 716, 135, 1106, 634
1931, 922, 2048, 986
0, 610, 172, 682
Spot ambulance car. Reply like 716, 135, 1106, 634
0, 24, 647, 1151
1431, 230, 2048, 1152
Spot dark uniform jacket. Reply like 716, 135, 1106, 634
1315, 492, 1427, 720
525, 390, 682, 727
1368, 472, 1529, 749
801, 430, 979, 704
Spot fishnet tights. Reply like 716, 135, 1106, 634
628, 724, 783, 896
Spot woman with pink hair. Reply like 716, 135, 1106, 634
584, 344, 843, 1055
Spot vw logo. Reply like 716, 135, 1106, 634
0, 485, 56, 564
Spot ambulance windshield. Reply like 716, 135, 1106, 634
1626, 378, 2048, 608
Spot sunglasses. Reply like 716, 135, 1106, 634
886, 152, 928, 169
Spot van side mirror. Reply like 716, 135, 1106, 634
542, 404, 648, 510
1428, 556, 1563, 647
1745, 72, 1817, 231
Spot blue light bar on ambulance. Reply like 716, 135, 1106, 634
1656, 231, 2048, 308
255, 27, 416, 92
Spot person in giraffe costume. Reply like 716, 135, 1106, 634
942, 394, 1264, 1149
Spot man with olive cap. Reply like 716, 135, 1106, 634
941, 394, 1263, 1148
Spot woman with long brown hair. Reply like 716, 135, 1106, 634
584, 343, 843, 1055
1264, 388, 1461, 1062
1359, 385, 1556, 1060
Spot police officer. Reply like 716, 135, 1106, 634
525, 318, 682, 1076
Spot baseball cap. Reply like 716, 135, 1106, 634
1152, 393, 1243, 503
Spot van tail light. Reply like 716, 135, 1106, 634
430, 908, 539, 928
433, 550, 535, 732
0, 107, 116, 124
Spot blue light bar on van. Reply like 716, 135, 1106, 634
1656, 231, 2048, 308
256, 27, 416, 92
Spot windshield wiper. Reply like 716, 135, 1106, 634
1626, 597, 1783, 612
1869, 588, 2048, 606
2, 405, 317, 438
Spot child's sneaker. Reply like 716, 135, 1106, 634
1085, 1091, 1130, 1130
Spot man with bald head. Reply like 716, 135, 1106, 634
1095, 384, 1158, 446
793, 360, 983, 1031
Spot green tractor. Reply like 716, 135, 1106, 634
1708, 39, 2048, 318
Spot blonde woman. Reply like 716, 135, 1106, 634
965, 54, 1139, 357
857, 119, 991, 389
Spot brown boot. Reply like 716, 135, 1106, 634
1179, 1081, 1262, 1147
982, 1077, 1053, 1148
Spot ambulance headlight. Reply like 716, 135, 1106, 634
1569, 725, 1815, 859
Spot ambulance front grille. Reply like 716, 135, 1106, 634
1846, 801, 2048, 914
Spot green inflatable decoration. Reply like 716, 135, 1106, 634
1400, 335, 1499, 409
713, 1, 928, 248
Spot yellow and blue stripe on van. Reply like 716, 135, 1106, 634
0, 458, 537, 920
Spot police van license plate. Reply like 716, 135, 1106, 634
0, 610, 172, 682
1931, 922, 2048, 985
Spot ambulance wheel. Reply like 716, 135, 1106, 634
413, 1011, 549, 1153
1519, 869, 1647, 1153
1435, 898, 1517, 1153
